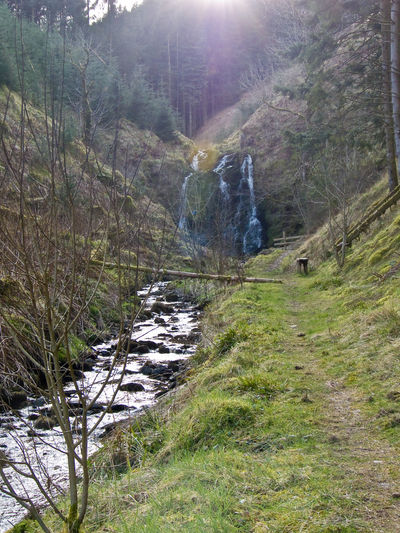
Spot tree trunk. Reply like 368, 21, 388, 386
90, 260, 283, 284
381, 0, 399, 190
391, 0, 400, 174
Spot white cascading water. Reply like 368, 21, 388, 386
213, 154, 234, 202
241, 154, 263, 254
178, 151, 207, 231
179, 152, 263, 254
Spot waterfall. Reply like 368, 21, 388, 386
178, 151, 263, 255
191, 150, 207, 172
213, 154, 233, 202
241, 155, 262, 255
178, 174, 190, 230
178, 151, 207, 231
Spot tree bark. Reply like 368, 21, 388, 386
90, 260, 283, 284
391, 0, 400, 173
381, 0, 399, 190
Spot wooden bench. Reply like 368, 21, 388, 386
296, 257, 309, 275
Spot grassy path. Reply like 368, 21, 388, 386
282, 277, 400, 532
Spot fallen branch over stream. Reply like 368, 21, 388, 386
91, 260, 283, 284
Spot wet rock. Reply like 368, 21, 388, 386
173, 332, 201, 344
136, 345, 150, 355
152, 366, 172, 377
120, 382, 145, 392
107, 404, 131, 413
34, 415, 57, 430
31, 396, 46, 408
0, 449, 10, 468
0, 386, 28, 411
8, 390, 28, 410
164, 290, 180, 302
28, 413, 40, 421
158, 345, 170, 354
75, 358, 96, 371
87, 403, 105, 415
121, 338, 138, 352
154, 317, 166, 325
62, 369, 84, 384
138, 309, 153, 320
97, 348, 113, 357
0, 417, 15, 426
151, 302, 174, 314
140, 364, 154, 376
155, 389, 169, 398
140, 340, 159, 350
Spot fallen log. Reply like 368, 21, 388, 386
91, 260, 283, 284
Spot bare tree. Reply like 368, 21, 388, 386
305, 145, 365, 268
0, 16, 164, 533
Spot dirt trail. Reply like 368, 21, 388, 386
326, 383, 400, 532
287, 284, 400, 532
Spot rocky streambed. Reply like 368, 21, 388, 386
0, 282, 201, 532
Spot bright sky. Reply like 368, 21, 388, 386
116, 0, 139, 10
93, 0, 139, 20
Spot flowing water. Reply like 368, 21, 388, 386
178, 151, 207, 231
0, 283, 200, 532
241, 155, 263, 255
213, 154, 234, 203
214, 153, 263, 254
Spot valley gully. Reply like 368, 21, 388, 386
0, 282, 201, 532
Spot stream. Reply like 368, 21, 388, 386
0, 282, 201, 532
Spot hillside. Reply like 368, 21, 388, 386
0, 86, 194, 386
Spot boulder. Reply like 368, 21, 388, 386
158, 345, 170, 354
107, 403, 130, 413
31, 396, 46, 408
136, 340, 159, 351
120, 382, 145, 392
0, 450, 10, 468
140, 364, 154, 376
151, 302, 174, 314
34, 415, 57, 430
136, 344, 150, 355
138, 309, 153, 320
8, 390, 28, 410
164, 290, 180, 302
